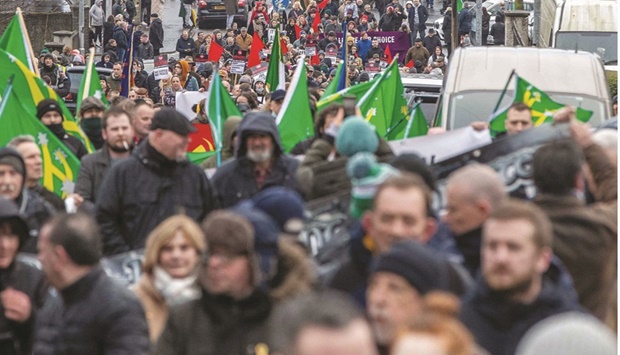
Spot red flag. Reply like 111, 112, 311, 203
311, 12, 321, 33
248, 32, 265, 68
280, 38, 288, 55
294, 24, 301, 39
317, 0, 328, 10
384, 45, 393, 63
405, 59, 414, 68
208, 41, 224, 63
311, 53, 320, 65
187, 123, 216, 153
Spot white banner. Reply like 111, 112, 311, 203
175, 91, 208, 121
388, 127, 492, 164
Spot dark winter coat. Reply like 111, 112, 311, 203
422, 34, 442, 56
149, 18, 164, 51
176, 36, 196, 58
407, 4, 428, 30
490, 21, 505, 45
0, 148, 55, 253
137, 42, 154, 60
460, 279, 581, 355
96, 140, 217, 255
34, 266, 150, 355
458, 6, 473, 34
155, 289, 272, 355
442, 10, 453, 44
103, 21, 115, 46
534, 143, 617, 322
113, 26, 128, 49
75, 146, 116, 209
210, 112, 300, 208
0, 260, 48, 355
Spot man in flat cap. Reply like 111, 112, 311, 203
96, 108, 218, 255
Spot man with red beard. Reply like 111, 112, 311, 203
459, 199, 580, 355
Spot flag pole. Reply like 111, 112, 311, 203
16, 8, 40, 77
491, 69, 516, 115
214, 63, 223, 168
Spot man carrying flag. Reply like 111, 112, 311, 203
36, 99, 88, 160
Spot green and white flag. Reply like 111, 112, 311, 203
320, 62, 343, 100
265, 28, 285, 92
0, 78, 80, 198
489, 74, 593, 137
77, 49, 109, 113
316, 79, 376, 113
276, 56, 315, 153
0, 11, 39, 75
357, 60, 408, 138
205, 69, 242, 165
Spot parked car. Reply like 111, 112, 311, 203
64, 66, 113, 115
197, 0, 248, 29
401, 73, 443, 124
434, 0, 534, 44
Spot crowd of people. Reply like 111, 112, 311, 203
0, 0, 617, 354
0, 78, 617, 355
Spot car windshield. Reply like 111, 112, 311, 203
67, 71, 83, 95
448, 90, 608, 130
555, 32, 618, 64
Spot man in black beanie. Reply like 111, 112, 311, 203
36, 99, 88, 160
366, 240, 452, 354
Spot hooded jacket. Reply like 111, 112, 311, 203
0, 198, 48, 355
201, 116, 242, 169
210, 112, 300, 208
0, 148, 54, 253
460, 278, 581, 355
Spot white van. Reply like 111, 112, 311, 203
538, 0, 617, 67
435, 46, 612, 130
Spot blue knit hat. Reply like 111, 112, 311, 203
252, 187, 306, 233
336, 116, 379, 157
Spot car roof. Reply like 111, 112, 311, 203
444, 47, 608, 98
66, 66, 113, 75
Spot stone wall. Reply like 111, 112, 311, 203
0, 6, 89, 55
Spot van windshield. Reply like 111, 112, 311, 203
555, 32, 618, 64
448, 91, 608, 130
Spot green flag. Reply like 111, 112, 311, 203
0, 12, 38, 75
357, 60, 409, 138
77, 54, 109, 113
489, 74, 593, 136
388, 103, 428, 140
456, 0, 464, 12
265, 28, 285, 92
276, 56, 315, 153
320, 62, 343, 100
0, 79, 80, 198
206, 69, 242, 165
0, 49, 94, 153
316, 79, 376, 112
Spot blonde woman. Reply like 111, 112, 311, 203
156, 71, 172, 104
132, 215, 206, 343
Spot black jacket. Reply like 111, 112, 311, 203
96, 141, 217, 255
0, 260, 48, 355
442, 10, 453, 43
407, 4, 429, 30
149, 18, 164, 51
34, 266, 149, 355
460, 279, 581, 355
113, 26, 128, 50
211, 112, 300, 208
75, 146, 116, 209
155, 289, 272, 355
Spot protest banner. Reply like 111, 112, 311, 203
319, 31, 411, 62
153, 54, 169, 80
